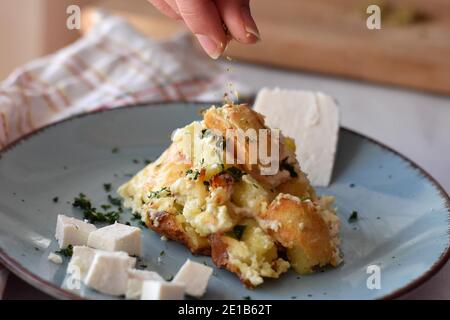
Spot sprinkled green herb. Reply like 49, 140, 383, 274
132, 159, 140, 164
125, 222, 131, 226
108, 195, 122, 206
103, 183, 112, 192
111, 147, 119, 154
165, 275, 174, 281
159, 250, 165, 256
73, 193, 92, 210
131, 212, 140, 220
242, 296, 251, 300
348, 211, 358, 223
186, 169, 200, 180
349, 183, 355, 188
148, 187, 171, 199
203, 181, 210, 187
200, 129, 211, 139
101, 204, 112, 211
226, 225, 246, 241
73, 193, 121, 224
222, 166, 244, 182
52, 197, 59, 203
280, 158, 298, 178
144, 159, 153, 165
300, 195, 311, 201
56, 244, 73, 257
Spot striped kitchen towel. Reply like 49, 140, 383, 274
0, 12, 246, 298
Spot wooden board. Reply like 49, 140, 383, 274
82, 0, 450, 95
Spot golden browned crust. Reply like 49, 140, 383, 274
203, 104, 298, 188
258, 194, 333, 273
210, 233, 254, 288
146, 210, 211, 255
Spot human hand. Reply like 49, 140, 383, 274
148, 0, 260, 59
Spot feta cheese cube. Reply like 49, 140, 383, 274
173, 259, 212, 297
55, 214, 96, 248
141, 280, 185, 300
87, 222, 141, 256
68, 246, 136, 281
254, 88, 340, 186
126, 269, 165, 300
47, 253, 63, 264
84, 251, 131, 296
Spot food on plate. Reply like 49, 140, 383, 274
141, 280, 185, 300
254, 88, 339, 187
54, 217, 212, 298
55, 214, 96, 248
84, 251, 133, 296
68, 245, 136, 281
173, 259, 213, 298
118, 103, 341, 288
126, 269, 165, 300
87, 222, 141, 256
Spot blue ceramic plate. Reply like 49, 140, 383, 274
0, 102, 449, 300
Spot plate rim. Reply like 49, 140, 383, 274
0, 101, 449, 300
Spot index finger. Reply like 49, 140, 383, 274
175, 0, 229, 59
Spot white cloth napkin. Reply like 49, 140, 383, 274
0, 12, 248, 298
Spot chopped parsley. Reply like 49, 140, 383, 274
280, 158, 298, 178
242, 296, 252, 300
148, 187, 171, 199
108, 195, 122, 206
52, 197, 59, 203
348, 211, 358, 223
186, 169, 200, 180
222, 166, 245, 182
200, 129, 211, 139
103, 183, 112, 192
144, 159, 153, 165
56, 244, 73, 257
111, 147, 119, 154
165, 275, 174, 282
203, 181, 210, 187
226, 225, 246, 241
131, 212, 141, 220
101, 204, 112, 211
132, 159, 140, 164
73, 193, 121, 224
159, 250, 165, 256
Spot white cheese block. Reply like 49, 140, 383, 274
87, 222, 141, 256
254, 88, 339, 186
141, 280, 185, 300
84, 251, 132, 296
68, 246, 136, 281
173, 259, 212, 298
126, 269, 165, 300
55, 214, 97, 248
47, 253, 63, 264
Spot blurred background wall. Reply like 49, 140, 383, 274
0, 0, 93, 79
0, 0, 449, 95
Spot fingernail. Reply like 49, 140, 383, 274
196, 34, 222, 59
241, 6, 260, 40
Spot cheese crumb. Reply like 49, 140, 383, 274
48, 253, 63, 264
